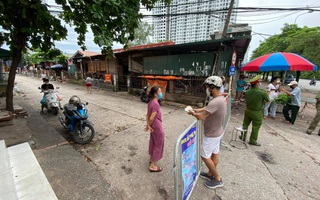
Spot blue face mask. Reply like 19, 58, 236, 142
158, 92, 163, 99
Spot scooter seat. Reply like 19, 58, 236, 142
64, 104, 76, 116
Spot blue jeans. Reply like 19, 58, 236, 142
264, 101, 277, 117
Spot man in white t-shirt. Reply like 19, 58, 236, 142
263, 77, 281, 119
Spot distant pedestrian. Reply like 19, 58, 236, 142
280, 81, 301, 125
85, 76, 93, 94
306, 91, 320, 136
144, 86, 164, 172
41, 72, 46, 79
263, 77, 281, 119
188, 76, 226, 189
220, 76, 229, 97
241, 75, 270, 146
235, 75, 246, 101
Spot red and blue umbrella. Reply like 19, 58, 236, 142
241, 52, 318, 72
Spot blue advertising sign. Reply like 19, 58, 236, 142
229, 66, 236, 76
181, 125, 197, 200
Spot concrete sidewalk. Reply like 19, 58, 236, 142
0, 96, 122, 199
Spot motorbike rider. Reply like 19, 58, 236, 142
310, 76, 316, 85
40, 78, 63, 113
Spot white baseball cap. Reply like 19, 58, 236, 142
204, 76, 223, 87
288, 81, 298, 86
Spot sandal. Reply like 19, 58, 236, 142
149, 166, 163, 172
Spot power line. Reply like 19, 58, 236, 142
142, 6, 319, 18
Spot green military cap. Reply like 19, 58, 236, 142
249, 75, 262, 84
316, 91, 320, 99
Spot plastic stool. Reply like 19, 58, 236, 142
229, 126, 248, 149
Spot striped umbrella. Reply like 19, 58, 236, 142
241, 52, 318, 72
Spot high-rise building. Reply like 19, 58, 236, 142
152, 0, 239, 44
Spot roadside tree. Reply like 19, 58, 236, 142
251, 24, 320, 79
0, 0, 169, 111
25, 49, 68, 67
128, 21, 154, 47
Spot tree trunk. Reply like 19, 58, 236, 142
5, 36, 26, 111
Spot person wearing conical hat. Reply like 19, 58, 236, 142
241, 75, 270, 146
306, 91, 320, 136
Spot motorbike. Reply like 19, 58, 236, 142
39, 87, 60, 115
309, 79, 317, 86
59, 96, 95, 144
140, 86, 162, 105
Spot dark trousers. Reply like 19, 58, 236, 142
283, 104, 300, 124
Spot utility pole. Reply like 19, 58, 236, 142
165, 5, 170, 41
222, 0, 235, 37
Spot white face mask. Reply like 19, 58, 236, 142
206, 88, 211, 96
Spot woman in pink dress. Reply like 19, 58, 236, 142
144, 86, 164, 172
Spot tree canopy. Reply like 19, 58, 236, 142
251, 24, 320, 78
128, 21, 154, 47
24, 49, 68, 66
0, 0, 170, 111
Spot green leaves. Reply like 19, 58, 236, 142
274, 94, 290, 105
24, 48, 67, 65
1, 0, 171, 62
251, 24, 320, 78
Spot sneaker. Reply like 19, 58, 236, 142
205, 178, 224, 189
200, 172, 214, 181
306, 130, 312, 135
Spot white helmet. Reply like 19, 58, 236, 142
204, 76, 223, 87
69, 95, 81, 106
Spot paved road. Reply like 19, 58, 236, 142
14, 75, 320, 200
297, 79, 318, 92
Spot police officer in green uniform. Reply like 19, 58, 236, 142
241, 75, 270, 146
306, 91, 320, 136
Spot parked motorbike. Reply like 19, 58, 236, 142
59, 95, 95, 144
140, 86, 162, 105
309, 79, 317, 86
39, 87, 60, 115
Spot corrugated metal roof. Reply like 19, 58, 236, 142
72, 50, 101, 58
113, 41, 175, 53
114, 36, 251, 56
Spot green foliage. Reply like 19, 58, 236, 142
274, 94, 290, 105
128, 21, 154, 47
251, 24, 320, 79
0, 0, 67, 52
59, 0, 170, 54
0, 0, 170, 111
24, 49, 67, 65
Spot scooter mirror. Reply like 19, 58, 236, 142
86, 102, 89, 105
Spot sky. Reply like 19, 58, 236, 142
237, 0, 320, 60
2, 0, 320, 59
